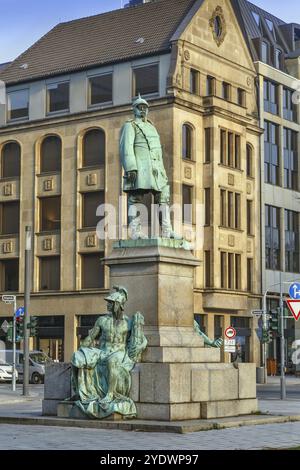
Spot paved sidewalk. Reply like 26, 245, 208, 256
1, 421, 300, 450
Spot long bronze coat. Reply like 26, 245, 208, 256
120, 119, 169, 192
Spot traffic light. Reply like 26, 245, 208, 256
269, 310, 279, 336
6, 322, 13, 343
262, 328, 272, 344
16, 316, 24, 341
28, 316, 38, 337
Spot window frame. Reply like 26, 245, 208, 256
88, 72, 113, 108
46, 81, 70, 115
7, 88, 29, 122
132, 63, 160, 98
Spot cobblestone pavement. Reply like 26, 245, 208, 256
1, 422, 300, 450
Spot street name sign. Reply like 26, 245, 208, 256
225, 326, 237, 339
1, 295, 15, 304
289, 283, 300, 300
224, 339, 236, 353
251, 310, 264, 317
286, 299, 300, 321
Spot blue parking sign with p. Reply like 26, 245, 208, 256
289, 283, 300, 300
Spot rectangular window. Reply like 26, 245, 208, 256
247, 258, 253, 292
283, 87, 297, 122
206, 76, 215, 96
237, 88, 245, 107
190, 69, 200, 95
0, 202, 20, 235
81, 253, 105, 289
7, 89, 29, 121
220, 129, 227, 165
247, 200, 253, 235
182, 185, 193, 224
264, 121, 279, 185
235, 135, 241, 169
204, 188, 211, 226
222, 82, 230, 101
204, 128, 211, 163
235, 193, 241, 230
133, 64, 159, 97
228, 192, 234, 229
275, 49, 282, 70
221, 252, 227, 289
262, 41, 269, 63
228, 252, 234, 289
47, 82, 69, 113
285, 209, 299, 273
205, 251, 211, 288
82, 191, 105, 228
220, 129, 240, 169
284, 128, 298, 190
220, 190, 226, 227
89, 73, 113, 106
264, 80, 278, 115
265, 205, 281, 270
40, 197, 61, 232
235, 254, 241, 290
0, 259, 19, 292
39, 256, 60, 291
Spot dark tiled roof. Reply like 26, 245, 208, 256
0, 62, 11, 72
0, 0, 196, 86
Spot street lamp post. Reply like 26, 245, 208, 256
23, 226, 32, 397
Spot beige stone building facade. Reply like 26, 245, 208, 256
0, 0, 262, 363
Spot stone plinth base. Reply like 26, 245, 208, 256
131, 362, 258, 421
42, 363, 72, 416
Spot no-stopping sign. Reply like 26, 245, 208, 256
225, 326, 237, 339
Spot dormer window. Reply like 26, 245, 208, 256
265, 19, 276, 39
262, 41, 269, 63
252, 11, 260, 27
275, 49, 282, 70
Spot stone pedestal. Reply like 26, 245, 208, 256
105, 240, 258, 421
42, 363, 72, 416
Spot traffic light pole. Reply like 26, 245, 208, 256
12, 297, 17, 392
23, 226, 32, 397
280, 272, 286, 400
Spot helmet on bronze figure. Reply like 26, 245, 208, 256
105, 286, 128, 311
132, 93, 149, 119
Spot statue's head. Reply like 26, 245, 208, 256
132, 93, 149, 120
105, 286, 128, 317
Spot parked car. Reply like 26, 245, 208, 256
0, 350, 52, 384
0, 359, 18, 383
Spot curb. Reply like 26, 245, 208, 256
0, 414, 300, 434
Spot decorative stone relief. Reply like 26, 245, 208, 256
228, 235, 235, 247
3, 183, 13, 196
2, 241, 13, 254
44, 179, 54, 192
247, 240, 252, 253
247, 183, 252, 195
43, 238, 53, 251
228, 174, 235, 186
209, 6, 227, 47
184, 50, 190, 61
87, 173, 97, 186
86, 234, 97, 248
184, 167, 192, 180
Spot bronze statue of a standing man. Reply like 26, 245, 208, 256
120, 94, 178, 240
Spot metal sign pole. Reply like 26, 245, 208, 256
262, 295, 268, 384
280, 272, 286, 400
12, 297, 17, 392
23, 226, 32, 397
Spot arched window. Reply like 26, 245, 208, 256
82, 129, 105, 167
182, 124, 193, 160
246, 144, 253, 177
40, 136, 62, 173
1, 142, 21, 178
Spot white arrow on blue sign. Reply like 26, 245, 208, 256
289, 283, 300, 300
15, 307, 25, 318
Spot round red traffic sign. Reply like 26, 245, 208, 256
225, 326, 237, 339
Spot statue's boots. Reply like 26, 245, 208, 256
128, 215, 148, 240
160, 204, 183, 240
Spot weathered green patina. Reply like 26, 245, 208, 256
70, 286, 147, 419
194, 320, 223, 348
120, 94, 179, 239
